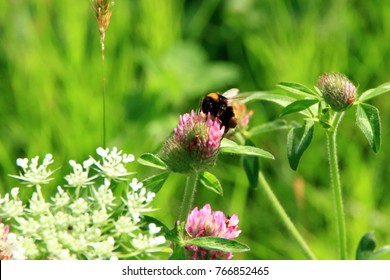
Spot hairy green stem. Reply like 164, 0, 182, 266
326, 112, 347, 259
259, 172, 317, 260
178, 173, 199, 228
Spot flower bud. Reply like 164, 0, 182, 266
317, 73, 356, 111
160, 110, 224, 174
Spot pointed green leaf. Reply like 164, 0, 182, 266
248, 119, 290, 136
138, 153, 167, 170
278, 82, 318, 97
220, 138, 238, 147
199, 172, 223, 195
185, 236, 250, 253
242, 139, 259, 188
356, 231, 376, 260
280, 99, 319, 116
358, 82, 390, 102
356, 103, 381, 152
141, 172, 169, 193
287, 121, 314, 170
220, 138, 274, 159
239, 91, 297, 107
356, 231, 390, 260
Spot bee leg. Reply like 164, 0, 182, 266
228, 117, 238, 129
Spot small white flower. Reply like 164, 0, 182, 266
67, 234, 88, 253
114, 216, 138, 235
89, 237, 116, 259
58, 249, 76, 260
16, 158, 28, 169
71, 213, 90, 233
85, 228, 102, 241
96, 147, 109, 158
129, 178, 143, 192
91, 181, 115, 208
131, 233, 166, 252
0, 190, 24, 218
65, 160, 94, 188
27, 193, 50, 215
11, 187, 20, 198
70, 198, 89, 215
46, 238, 64, 257
11, 154, 56, 186
52, 186, 70, 208
92, 209, 110, 224
83, 158, 94, 169
93, 147, 134, 181
43, 154, 54, 166
125, 187, 156, 222
123, 154, 135, 163
150, 236, 166, 246
131, 233, 149, 251
16, 236, 39, 259
148, 223, 161, 235
17, 217, 41, 238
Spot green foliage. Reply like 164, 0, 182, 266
287, 121, 314, 171
138, 153, 168, 170
278, 82, 319, 98
356, 232, 390, 260
185, 237, 250, 253
220, 139, 274, 159
358, 82, 390, 102
356, 104, 381, 152
142, 172, 170, 194
199, 171, 223, 195
280, 99, 319, 117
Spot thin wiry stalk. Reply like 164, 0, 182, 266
326, 112, 347, 259
91, 0, 113, 147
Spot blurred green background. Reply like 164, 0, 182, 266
1, 0, 390, 259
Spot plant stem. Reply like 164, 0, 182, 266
101, 43, 107, 148
35, 184, 45, 201
259, 172, 317, 260
178, 173, 199, 231
326, 112, 347, 260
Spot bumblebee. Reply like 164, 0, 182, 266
200, 88, 239, 133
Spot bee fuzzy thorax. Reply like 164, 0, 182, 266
200, 89, 239, 134
207, 92, 220, 101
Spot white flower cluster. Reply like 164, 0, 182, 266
94, 147, 135, 180
11, 154, 55, 186
0, 147, 167, 260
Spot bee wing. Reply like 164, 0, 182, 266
222, 88, 239, 99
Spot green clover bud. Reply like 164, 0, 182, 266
318, 73, 356, 111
